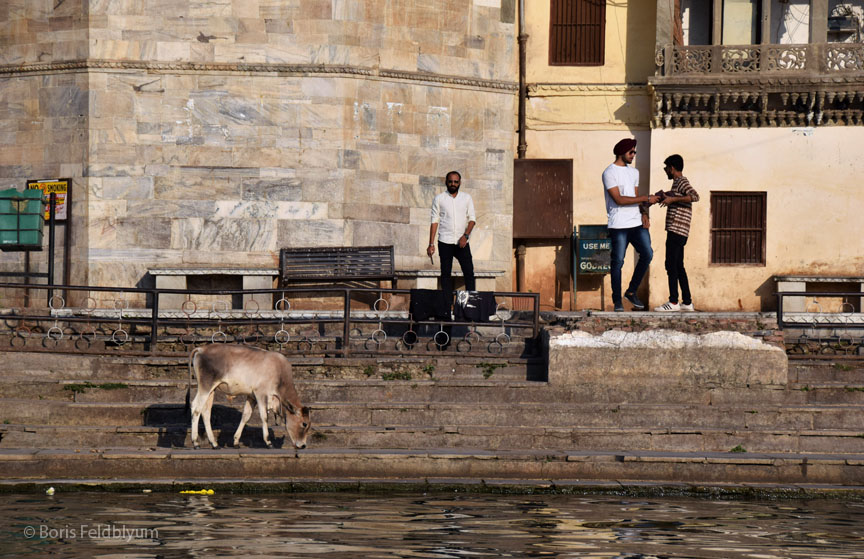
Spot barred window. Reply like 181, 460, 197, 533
710, 191, 766, 265
549, 0, 606, 66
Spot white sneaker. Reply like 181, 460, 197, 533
680, 303, 695, 311
654, 301, 680, 312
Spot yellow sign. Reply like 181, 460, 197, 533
27, 179, 69, 221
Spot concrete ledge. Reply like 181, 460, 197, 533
395, 269, 504, 291
548, 329, 789, 393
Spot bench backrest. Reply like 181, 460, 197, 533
280, 245, 395, 284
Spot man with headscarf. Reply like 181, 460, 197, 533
602, 138, 658, 312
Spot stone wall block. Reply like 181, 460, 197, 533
173, 218, 275, 252
241, 178, 302, 201
548, 330, 789, 396
278, 219, 345, 247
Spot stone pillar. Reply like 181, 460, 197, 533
656, 0, 676, 48
155, 275, 187, 310
761, 0, 771, 43
810, 0, 829, 43
242, 275, 275, 312
776, 279, 806, 313
713, 0, 723, 44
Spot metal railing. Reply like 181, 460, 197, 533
776, 290, 864, 330
0, 282, 541, 357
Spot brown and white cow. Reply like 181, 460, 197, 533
186, 344, 311, 450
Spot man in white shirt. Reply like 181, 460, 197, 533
602, 138, 658, 311
427, 171, 476, 295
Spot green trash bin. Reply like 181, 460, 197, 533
0, 188, 44, 249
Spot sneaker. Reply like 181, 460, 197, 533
680, 302, 695, 312
613, 303, 624, 312
624, 292, 645, 310
654, 301, 680, 312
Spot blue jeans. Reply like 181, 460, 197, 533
609, 226, 653, 305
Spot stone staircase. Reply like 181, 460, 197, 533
1, 348, 863, 490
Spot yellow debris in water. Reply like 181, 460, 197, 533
180, 489, 214, 495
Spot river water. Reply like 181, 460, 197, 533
2, 491, 864, 558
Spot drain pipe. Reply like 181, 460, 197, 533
517, 0, 528, 159
515, 0, 528, 293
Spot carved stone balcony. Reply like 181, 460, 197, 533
650, 43, 864, 128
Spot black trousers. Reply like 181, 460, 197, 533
665, 231, 692, 305
438, 241, 475, 294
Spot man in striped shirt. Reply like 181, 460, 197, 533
654, 154, 699, 312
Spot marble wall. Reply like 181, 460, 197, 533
0, 0, 517, 302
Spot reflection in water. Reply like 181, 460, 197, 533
2, 492, 864, 558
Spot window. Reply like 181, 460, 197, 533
549, 0, 605, 66
710, 191, 766, 265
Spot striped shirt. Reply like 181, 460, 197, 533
665, 176, 699, 237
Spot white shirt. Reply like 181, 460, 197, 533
431, 190, 476, 245
602, 163, 641, 229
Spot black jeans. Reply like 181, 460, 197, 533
438, 241, 475, 294
665, 231, 691, 305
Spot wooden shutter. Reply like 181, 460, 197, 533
710, 191, 766, 265
513, 159, 573, 239
549, 0, 606, 66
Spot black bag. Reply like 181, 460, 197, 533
409, 289, 451, 322
453, 291, 497, 323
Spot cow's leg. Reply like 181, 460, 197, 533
232, 397, 255, 448
190, 389, 207, 449
202, 389, 219, 449
256, 392, 272, 447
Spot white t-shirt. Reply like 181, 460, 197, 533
431, 190, 476, 244
602, 163, 641, 229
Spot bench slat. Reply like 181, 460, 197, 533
280, 245, 395, 284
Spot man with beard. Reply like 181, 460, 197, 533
427, 171, 476, 295
602, 138, 659, 312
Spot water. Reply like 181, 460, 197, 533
2, 491, 864, 558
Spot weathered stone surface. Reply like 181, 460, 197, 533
548, 330, 789, 392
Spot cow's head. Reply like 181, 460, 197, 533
279, 400, 312, 449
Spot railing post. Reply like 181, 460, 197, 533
777, 292, 784, 330
47, 193, 56, 305
150, 287, 160, 353
343, 288, 351, 357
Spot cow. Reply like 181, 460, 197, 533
186, 344, 311, 450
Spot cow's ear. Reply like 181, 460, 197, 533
283, 400, 296, 415
301, 406, 311, 418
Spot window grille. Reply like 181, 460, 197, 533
549, 0, 605, 66
710, 191, 766, 265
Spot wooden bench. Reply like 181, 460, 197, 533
149, 267, 278, 309
774, 275, 864, 313
280, 245, 395, 287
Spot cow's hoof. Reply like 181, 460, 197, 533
210, 444, 219, 450
265, 442, 273, 449
193, 443, 200, 450
231, 441, 240, 449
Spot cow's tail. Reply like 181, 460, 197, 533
185, 347, 201, 416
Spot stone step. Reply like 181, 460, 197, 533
0, 378, 552, 404
3, 399, 864, 431
0, 352, 542, 382
4, 377, 864, 407
791, 363, 864, 384
1, 447, 861, 487
3, 423, 864, 455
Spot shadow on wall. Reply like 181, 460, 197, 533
756, 276, 778, 312
624, 0, 657, 83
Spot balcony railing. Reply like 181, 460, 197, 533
658, 43, 864, 77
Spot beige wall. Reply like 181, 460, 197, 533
648, 127, 864, 311
517, 1, 658, 309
